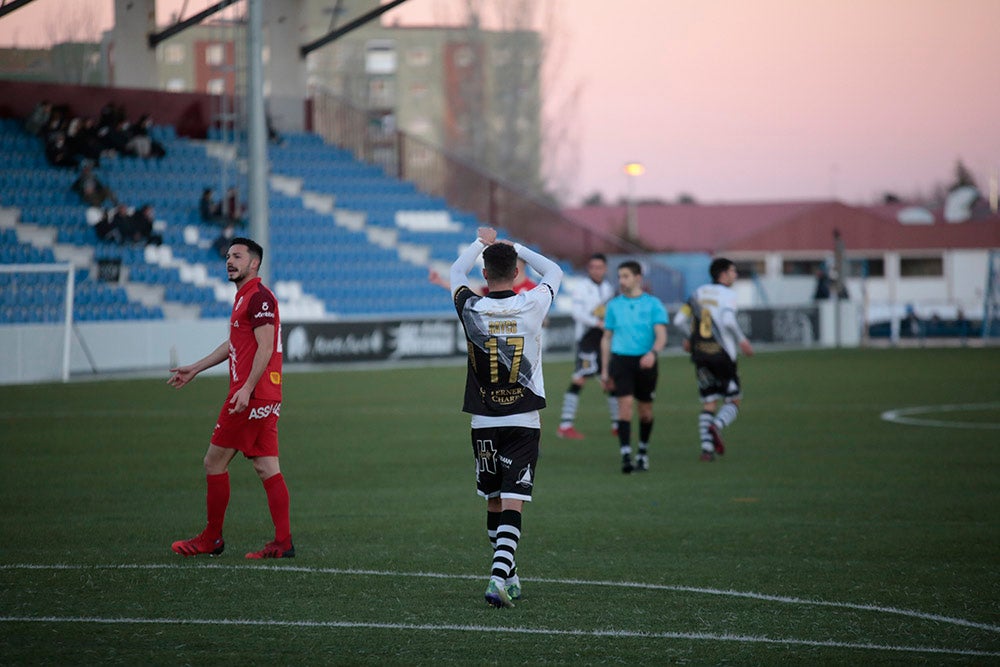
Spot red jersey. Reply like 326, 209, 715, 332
483, 278, 537, 296
515, 278, 538, 294
228, 277, 282, 402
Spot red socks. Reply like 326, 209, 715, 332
205, 471, 291, 545
205, 472, 230, 539
263, 473, 291, 544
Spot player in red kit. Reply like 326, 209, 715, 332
168, 237, 294, 559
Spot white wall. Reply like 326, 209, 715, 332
0, 319, 229, 385
735, 248, 991, 320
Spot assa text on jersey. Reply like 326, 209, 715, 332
249, 402, 281, 420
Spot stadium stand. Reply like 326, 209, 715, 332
3, 111, 557, 324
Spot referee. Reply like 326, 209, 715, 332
600, 260, 668, 473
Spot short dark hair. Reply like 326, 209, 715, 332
589, 253, 607, 263
229, 237, 263, 264
483, 243, 518, 283
618, 260, 642, 276
710, 257, 735, 282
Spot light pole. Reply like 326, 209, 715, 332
624, 161, 645, 240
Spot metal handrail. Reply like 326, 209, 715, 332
309, 88, 646, 267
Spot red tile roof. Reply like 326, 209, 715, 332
562, 201, 1000, 254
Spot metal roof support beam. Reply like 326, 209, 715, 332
0, 0, 41, 20
299, 0, 411, 58
147, 0, 242, 48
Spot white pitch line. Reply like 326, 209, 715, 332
3, 563, 997, 634
0, 615, 997, 658
881, 402, 1000, 429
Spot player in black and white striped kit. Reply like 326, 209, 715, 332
673, 258, 754, 461
557, 253, 618, 439
450, 227, 562, 608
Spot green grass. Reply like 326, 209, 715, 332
1, 347, 998, 665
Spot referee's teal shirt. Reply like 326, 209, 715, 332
604, 293, 668, 355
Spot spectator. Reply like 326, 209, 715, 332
127, 114, 167, 159
124, 203, 163, 246
65, 117, 103, 165
86, 206, 122, 244
42, 111, 66, 144
78, 118, 107, 162
200, 188, 224, 224
45, 133, 78, 168
224, 186, 247, 225
108, 203, 134, 238
71, 163, 116, 207
212, 222, 238, 259
97, 101, 125, 136
100, 119, 133, 156
813, 268, 831, 300
24, 100, 52, 136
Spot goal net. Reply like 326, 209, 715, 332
0, 263, 75, 384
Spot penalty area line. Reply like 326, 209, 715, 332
2, 562, 998, 635
0, 615, 997, 658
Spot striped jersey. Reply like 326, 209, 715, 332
677, 282, 745, 362
454, 284, 555, 425
572, 277, 615, 341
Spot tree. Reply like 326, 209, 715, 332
42, 3, 103, 84
950, 159, 978, 192
582, 191, 605, 207
446, 1, 579, 203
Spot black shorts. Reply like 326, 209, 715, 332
471, 426, 539, 502
572, 328, 604, 380
608, 354, 658, 402
693, 352, 741, 402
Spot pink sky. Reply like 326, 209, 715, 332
2, 0, 998, 205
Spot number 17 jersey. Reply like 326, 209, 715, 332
454, 284, 555, 425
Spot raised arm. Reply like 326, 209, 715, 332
514, 244, 562, 294
449, 227, 495, 293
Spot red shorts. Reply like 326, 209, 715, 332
210, 398, 281, 458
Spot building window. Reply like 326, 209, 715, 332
165, 78, 186, 92
493, 47, 512, 66
900, 256, 943, 277
407, 47, 430, 67
409, 83, 428, 99
366, 40, 396, 74
164, 44, 185, 64
206, 78, 227, 95
848, 258, 885, 277
782, 259, 824, 276
407, 118, 432, 137
454, 45, 474, 68
734, 260, 765, 277
205, 44, 225, 66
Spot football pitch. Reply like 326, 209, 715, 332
1, 347, 998, 664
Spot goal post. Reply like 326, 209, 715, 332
0, 263, 75, 383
